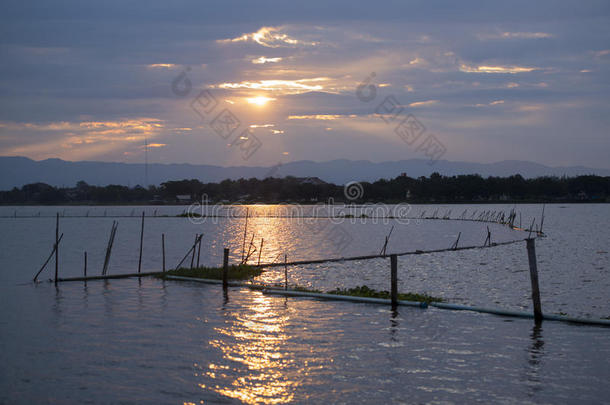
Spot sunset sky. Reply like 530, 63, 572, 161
1, 0, 609, 168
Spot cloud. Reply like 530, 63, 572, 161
250, 124, 275, 128
501, 32, 553, 39
218, 26, 318, 48
288, 114, 357, 120
595, 49, 610, 57
146, 64, 177, 69
218, 78, 328, 94
1, 0, 610, 169
0, 118, 164, 160
480, 32, 553, 40
460, 64, 538, 73
474, 100, 505, 107
517, 104, 545, 112
408, 100, 438, 107
252, 57, 283, 64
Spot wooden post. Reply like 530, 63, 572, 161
390, 254, 398, 306
54, 213, 59, 283
138, 212, 145, 273
84, 251, 87, 277
196, 234, 202, 268
222, 248, 229, 288
284, 254, 288, 290
161, 233, 166, 272
526, 238, 543, 323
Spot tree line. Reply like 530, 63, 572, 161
1, 173, 609, 204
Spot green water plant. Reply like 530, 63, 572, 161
327, 285, 443, 303
165, 264, 263, 280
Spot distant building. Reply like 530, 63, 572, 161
176, 194, 192, 203
296, 177, 327, 185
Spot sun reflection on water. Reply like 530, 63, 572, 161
205, 292, 296, 404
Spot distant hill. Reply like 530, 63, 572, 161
1, 156, 608, 190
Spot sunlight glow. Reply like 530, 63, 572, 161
246, 96, 276, 106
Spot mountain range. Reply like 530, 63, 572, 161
1, 156, 609, 190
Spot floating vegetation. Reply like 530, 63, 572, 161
335, 213, 370, 219
176, 212, 203, 218
165, 264, 263, 280
327, 285, 443, 303
291, 285, 322, 293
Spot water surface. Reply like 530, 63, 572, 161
1, 204, 608, 403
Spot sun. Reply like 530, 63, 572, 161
246, 96, 276, 106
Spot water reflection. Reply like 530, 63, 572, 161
233, 216, 288, 267
528, 324, 545, 367
525, 324, 545, 398
389, 309, 400, 342
205, 292, 295, 404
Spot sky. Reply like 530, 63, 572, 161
0, 0, 609, 169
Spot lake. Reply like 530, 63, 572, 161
0, 203, 608, 403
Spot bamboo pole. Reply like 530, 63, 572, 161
380, 225, 394, 256
519, 212, 522, 228
84, 251, 87, 277
33, 233, 64, 282
58, 271, 166, 282
174, 234, 201, 270
526, 238, 543, 323
257, 238, 264, 266
528, 218, 536, 239
102, 221, 118, 276
190, 234, 198, 269
484, 226, 491, 247
245, 233, 257, 264
451, 232, 461, 250
241, 208, 249, 263
138, 211, 145, 273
